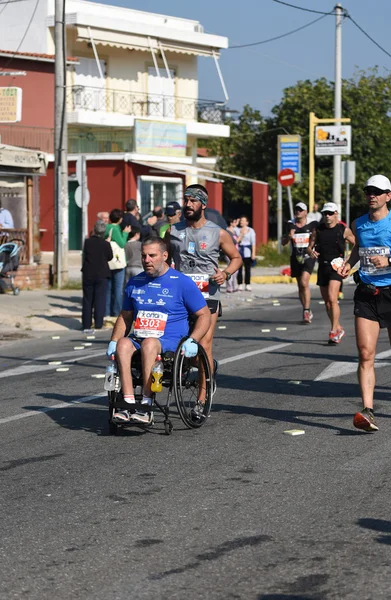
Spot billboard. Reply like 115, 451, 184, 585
315, 125, 351, 156
134, 120, 187, 157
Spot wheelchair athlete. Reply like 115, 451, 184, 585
106, 237, 211, 424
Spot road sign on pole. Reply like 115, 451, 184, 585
278, 135, 301, 182
278, 168, 295, 187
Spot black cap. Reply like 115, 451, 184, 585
165, 201, 182, 216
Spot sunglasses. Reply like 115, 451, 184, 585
364, 187, 387, 196
294, 207, 304, 212
323, 211, 335, 216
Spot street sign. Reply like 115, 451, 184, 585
315, 125, 351, 156
74, 186, 90, 208
341, 160, 356, 185
278, 135, 301, 183
278, 168, 295, 187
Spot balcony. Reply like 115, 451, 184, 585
67, 86, 226, 124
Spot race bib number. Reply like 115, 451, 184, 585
186, 273, 210, 298
133, 310, 168, 338
359, 247, 391, 275
292, 233, 310, 249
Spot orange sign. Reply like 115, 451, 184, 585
0, 87, 22, 123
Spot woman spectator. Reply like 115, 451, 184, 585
237, 216, 256, 291
81, 220, 113, 330
105, 208, 131, 318
225, 218, 240, 293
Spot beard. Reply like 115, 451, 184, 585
184, 206, 203, 221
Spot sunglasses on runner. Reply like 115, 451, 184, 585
322, 211, 335, 216
294, 207, 304, 212
364, 186, 387, 196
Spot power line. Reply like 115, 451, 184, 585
272, 0, 333, 15
230, 12, 332, 49
0, 0, 40, 71
346, 13, 391, 60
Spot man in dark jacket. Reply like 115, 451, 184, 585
82, 220, 113, 330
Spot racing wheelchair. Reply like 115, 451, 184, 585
107, 336, 212, 435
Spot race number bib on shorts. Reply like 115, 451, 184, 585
186, 274, 210, 298
133, 311, 168, 338
359, 247, 391, 275
292, 233, 310, 249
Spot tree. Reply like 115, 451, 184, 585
209, 69, 391, 224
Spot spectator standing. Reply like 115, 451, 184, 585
122, 199, 151, 240
226, 218, 239, 293
0, 200, 14, 229
307, 202, 322, 223
97, 211, 109, 224
105, 209, 130, 318
81, 220, 113, 330
124, 226, 142, 285
237, 216, 256, 291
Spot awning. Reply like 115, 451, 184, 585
0, 144, 47, 174
76, 26, 219, 57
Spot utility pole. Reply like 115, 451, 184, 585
54, 0, 68, 287
333, 3, 343, 210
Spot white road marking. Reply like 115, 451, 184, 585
0, 393, 106, 425
219, 343, 291, 366
0, 350, 105, 379
315, 348, 391, 381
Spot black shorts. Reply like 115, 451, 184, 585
354, 286, 391, 328
207, 299, 222, 317
290, 257, 316, 279
317, 262, 343, 287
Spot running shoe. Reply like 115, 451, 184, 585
245, 284, 252, 291
238, 284, 244, 291
338, 291, 344, 300
353, 408, 379, 432
112, 410, 131, 423
328, 328, 345, 344
191, 402, 206, 421
303, 309, 313, 324
130, 410, 153, 425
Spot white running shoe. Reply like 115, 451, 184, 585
245, 284, 252, 291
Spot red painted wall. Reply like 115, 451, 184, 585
205, 181, 223, 214
252, 183, 269, 246
0, 57, 54, 128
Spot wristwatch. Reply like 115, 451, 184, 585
225, 271, 232, 281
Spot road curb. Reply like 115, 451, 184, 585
251, 275, 317, 284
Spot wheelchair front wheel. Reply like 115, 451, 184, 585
173, 339, 212, 428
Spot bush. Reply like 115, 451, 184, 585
256, 241, 290, 267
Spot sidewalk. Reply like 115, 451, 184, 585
0, 267, 299, 335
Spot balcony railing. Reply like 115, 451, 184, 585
67, 86, 226, 124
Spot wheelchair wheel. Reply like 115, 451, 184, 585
173, 339, 212, 428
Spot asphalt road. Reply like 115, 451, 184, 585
1, 285, 391, 600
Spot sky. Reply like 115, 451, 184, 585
97, 0, 391, 117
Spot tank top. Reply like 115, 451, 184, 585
316, 222, 345, 263
170, 220, 221, 300
286, 220, 318, 260
356, 211, 391, 286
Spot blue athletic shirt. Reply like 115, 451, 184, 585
122, 267, 206, 351
356, 211, 391, 286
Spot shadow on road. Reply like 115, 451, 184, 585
357, 518, 391, 545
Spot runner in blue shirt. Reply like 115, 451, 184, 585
106, 237, 211, 424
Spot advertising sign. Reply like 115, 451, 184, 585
0, 87, 22, 123
135, 120, 186, 157
315, 125, 351, 156
278, 135, 301, 182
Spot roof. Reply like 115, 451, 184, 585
0, 49, 78, 63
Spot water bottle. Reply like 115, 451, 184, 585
104, 357, 117, 391
151, 355, 163, 393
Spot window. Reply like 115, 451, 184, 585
138, 176, 183, 217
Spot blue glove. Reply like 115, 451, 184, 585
181, 338, 198, 358
106, 340, 117, 358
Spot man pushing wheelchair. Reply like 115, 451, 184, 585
106, 237, 211, 426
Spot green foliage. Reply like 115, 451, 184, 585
207, 69, 391, 222
256, 242, 290, 267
